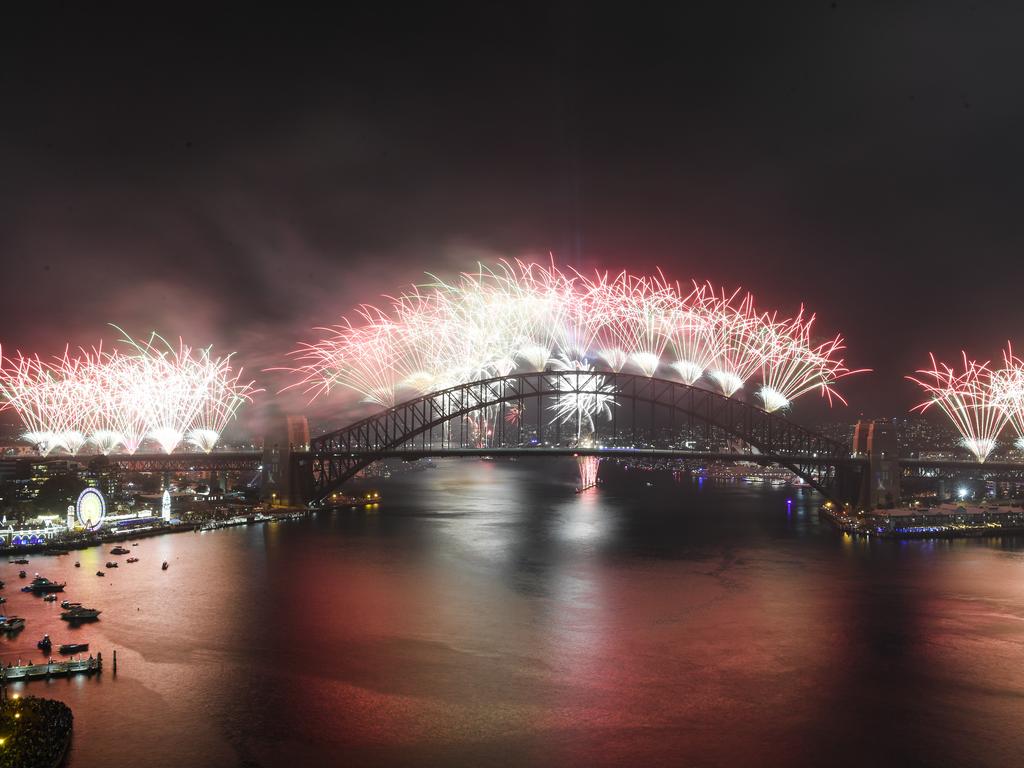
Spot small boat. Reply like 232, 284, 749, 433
105, 562, 119, 569
9, 559, 28, 565
58, 643, 88, 654
0, 597, 6, 604
110, 546, 130, 555
132, 542, 139, 547
0, 580, 4, 588
60, 600, 77, 609
18, 571, 26, 578
74, 562, 81, 568
162, 561, 169, 571
96, 571, 105, 577
43, 594, 57, 602
60, 605, 101, 621
37, 635, 51, 651
0, 617, 26, 632
126, 557, 139, 563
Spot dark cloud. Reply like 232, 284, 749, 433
1, 3, 1023, 430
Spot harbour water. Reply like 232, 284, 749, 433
4, 459, 1024, 767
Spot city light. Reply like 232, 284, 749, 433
280, 259, 864, 411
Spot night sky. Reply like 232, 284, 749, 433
2, 4, 1023, 425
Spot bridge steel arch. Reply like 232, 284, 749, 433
305, 371, 865, 505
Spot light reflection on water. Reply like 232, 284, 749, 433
1, 458, 1023, 766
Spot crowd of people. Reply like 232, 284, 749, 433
0, 695, 72, 768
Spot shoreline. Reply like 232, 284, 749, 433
0, 508, 311, 559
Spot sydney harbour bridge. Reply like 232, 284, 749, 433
39, 370, 1024, 511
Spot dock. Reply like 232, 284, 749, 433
0, 654, 102, 682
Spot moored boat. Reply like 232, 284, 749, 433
58, 642, 89, 654
0, 616, 26, 632
22, 575, 66, 593
60, 605, 101, 621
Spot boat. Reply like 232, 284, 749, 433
105, 562, 119, 569
60, 600, 77, 609
42, 594, 57, 602
18, 571, 26, 578
74, 562, 81, 568
37, 635, 51, 651
23, 576, 66, 593
162, 561, 169, 570
132, 542, 139, 547
126, 557, 139, 563
0, 617, 26, 632
110, 546, 130, 555
0, 597, 6, 604
60, 605, 101, 621
9, 559, 28, 565
96, 571, 105, 577
58, 643, 88, 654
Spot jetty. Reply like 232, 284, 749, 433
0, 654, 101, 682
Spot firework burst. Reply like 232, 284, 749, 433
0, 332, 258, 455
907, 353, 1008, 462
281, 259, 864, 413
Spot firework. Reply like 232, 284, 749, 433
576, 454, 600, 490
757, 308, 866, 413
548, 365, 618, 441
661, 282, 721, 385
0, 332, 258, 455
282, 260, 863, 413
907, 353, 1008, 462
991, 343, 1024, 451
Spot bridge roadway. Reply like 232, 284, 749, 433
337, 446, 862, 466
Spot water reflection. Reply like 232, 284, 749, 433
0, 458, 1021, 766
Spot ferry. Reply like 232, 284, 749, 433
58, 643, 89, 655
60, 605, 101, 621
110, 546, 130, 555
0, 617, 26, 632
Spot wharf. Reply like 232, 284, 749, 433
0, 655, 101, 682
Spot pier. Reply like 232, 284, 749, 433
0, 654, 101, 683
